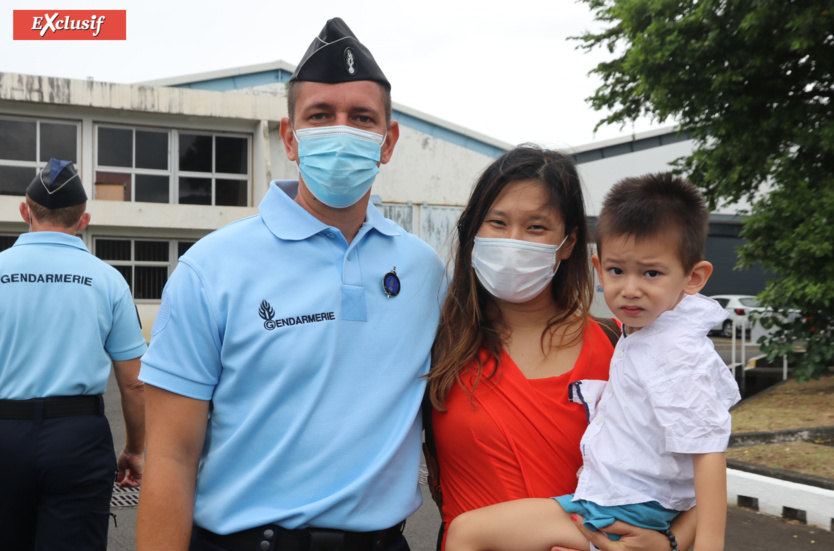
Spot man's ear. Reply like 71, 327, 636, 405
279, 117, 298, 162
684, 260, 713, 295
76, 212, 91, 232
19, 202, 30, 224
379, 120, 399, 165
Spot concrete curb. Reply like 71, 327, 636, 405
727, 459, 834, 491
729, 425, 834, 448
728, 468, 834, 532
727, 424, 834, 531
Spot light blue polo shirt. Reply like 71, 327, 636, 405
0, 232, 147, 400
140, 182, 445, 534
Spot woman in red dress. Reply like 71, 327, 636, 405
427, 145, 695, 551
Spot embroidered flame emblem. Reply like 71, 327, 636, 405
259, 300, 275, 321
346, 49, 355, 74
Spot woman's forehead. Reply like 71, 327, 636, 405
489, 179, 559, 215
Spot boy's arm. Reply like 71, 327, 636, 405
692, 452, 727, 551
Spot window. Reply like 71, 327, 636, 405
179, 133, 249, 206
95, 126, 171, 203
0, 234, 20, 252
0, 117, 80, 196
94, 125, 250, 206
94, 238, 196, 300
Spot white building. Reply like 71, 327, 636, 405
0, 62, 764, 336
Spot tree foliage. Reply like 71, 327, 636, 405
575, 0, 834, 380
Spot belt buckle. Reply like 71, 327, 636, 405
307, 528, 345, 551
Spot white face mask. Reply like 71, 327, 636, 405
471, 235, 569, 303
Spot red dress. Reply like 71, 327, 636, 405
433, 319, 615, 528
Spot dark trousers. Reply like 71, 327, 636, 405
0, 413, 116, 551
190, 525, 411, 551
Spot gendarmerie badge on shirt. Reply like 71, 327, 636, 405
383, 267, 400, 298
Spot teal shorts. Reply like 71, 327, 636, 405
553, 494, 680, 542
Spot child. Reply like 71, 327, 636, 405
445, 173, 741, 551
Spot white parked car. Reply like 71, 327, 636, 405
709, 295, 763, 338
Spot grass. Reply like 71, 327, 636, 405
728, 374, 834, 479
727, 442, 834, 480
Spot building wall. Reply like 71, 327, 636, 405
0, 72, 502, 338
0, 72, 766, 338
373, 125, 494, 207
576, 138, 754, 217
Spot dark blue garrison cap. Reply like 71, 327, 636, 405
26, 159, 87, 209
289, 17, 390, 91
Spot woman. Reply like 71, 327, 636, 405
427, 145, 695, 551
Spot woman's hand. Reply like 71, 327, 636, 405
552, 515, 677, 551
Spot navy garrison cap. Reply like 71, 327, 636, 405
26, 159, 87, 209
289, 17, 390, 91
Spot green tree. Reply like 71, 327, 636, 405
575, 0, 834, 380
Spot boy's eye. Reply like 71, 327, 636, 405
528, 224, 546, 231
608, 267, 623, 275
645, 270, 661, 278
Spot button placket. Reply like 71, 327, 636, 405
259, 527, 276, 550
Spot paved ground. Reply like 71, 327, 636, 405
710, 336, 762, 366
104, 371, 834, 551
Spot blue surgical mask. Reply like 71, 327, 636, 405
294, 125, 385, 208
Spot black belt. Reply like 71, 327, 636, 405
0, 395, 103, 420
194, 521, 405, 551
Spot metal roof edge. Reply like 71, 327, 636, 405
570, 125, 688, 154
136, 60, 298, 87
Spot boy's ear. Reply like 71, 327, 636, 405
684, 260, 713, 295
591, 254, 602, 279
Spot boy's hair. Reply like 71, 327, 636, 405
26, 195, 86, 228
595, 172, 708, 273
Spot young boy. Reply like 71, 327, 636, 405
445, 173, 741, 551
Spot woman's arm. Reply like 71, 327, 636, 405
554, 507, 697, 551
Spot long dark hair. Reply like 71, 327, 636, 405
428, 145, 593, 410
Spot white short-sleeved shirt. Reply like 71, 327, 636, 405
140, 182, 445, 534
0, 232, 147, 400
573, 293, 741, 511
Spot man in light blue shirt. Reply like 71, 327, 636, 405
0, 159, 147, 551
137, 18, 445, 551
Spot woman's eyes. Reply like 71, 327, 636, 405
483, 220, 548, 230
